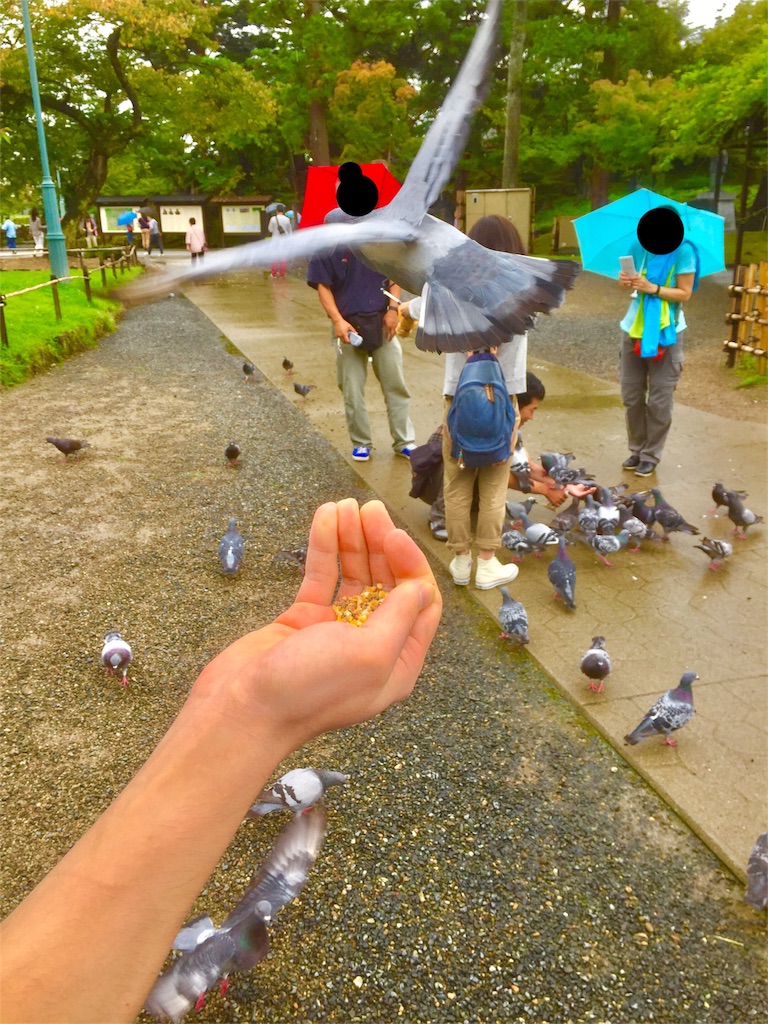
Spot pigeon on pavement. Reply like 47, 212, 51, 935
588, 529, 630, 567
519, 513, 560, 548
100, 630, 133, 686
505, 497, 537, 524
710, 481, 747, 515
580, 636, 611, 692
218, 518, 244, 575
145, 807, 327, 1022
547, 537, 576, 609
744, 832, 768, 910
618, 505, 651, 550
247, 767, 348, 817
242, 362, 256, 381
577, 493, 600, 536
650, 488, 700, 541
596, 487, 620, 535
122, 0, 577, 355
693, 536, 733, 570
224, 441, 241, 466
510, 446, 533, 493
46, 436, 89, 459
293, 382, 317, 400
282, 357, 294, 373
549, 496, 580, 534
725, 495, 763, 539
624, 671, 698, 746
498, 587, 529, 644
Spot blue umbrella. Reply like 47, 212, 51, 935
117, 210, 137, 226
264, 202, 286, 214
573, 188, 725, 280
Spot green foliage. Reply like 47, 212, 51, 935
0, 267, 142, 388
732, 353, 768, 389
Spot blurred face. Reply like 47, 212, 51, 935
519, 396, 541, 425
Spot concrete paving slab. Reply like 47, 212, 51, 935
179, 267, 767, 883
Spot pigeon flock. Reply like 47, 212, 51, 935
145, 771, 345, 1022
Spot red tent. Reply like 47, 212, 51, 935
298, 164, 402, 229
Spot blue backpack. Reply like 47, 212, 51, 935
447, 352, 516, 468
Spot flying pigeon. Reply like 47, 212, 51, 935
242, 361, 256, 381
282, 357, 294, 373
540, 452, 595, 489
710, 481, 747, 516
587, 528, 630, 567
505, 497, 537, 524
498, 586, 529, 644
46, 436, 89, 459
224, 441, 241, 466
744, 832, 768, 910
100, 630, 132, 686
693, 536, 733, 570
547, 537, 576, 609
624, 671, 698, 747
121, 0, 578, 354
649, 488, 700, 541
247, 767, 348, 817
725, 495, 763, 539
218, 517, 244, 575
293, 382, 317, 400
145, 807, 327, 1022
579, 636, 611, 693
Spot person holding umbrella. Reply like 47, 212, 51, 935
266, 202, 292, 277
116, 209, 138, 247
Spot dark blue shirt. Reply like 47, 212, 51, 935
307, 248, 388, 319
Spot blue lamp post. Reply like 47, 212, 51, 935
21, 0, 69, 281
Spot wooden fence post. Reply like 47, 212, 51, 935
99, 252, 107, 288
50, 276, 62, 321
0, 296, 8, 347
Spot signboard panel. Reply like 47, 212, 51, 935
221, 204, 264, 234
159, 205, 204, 233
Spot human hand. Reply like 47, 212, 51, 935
192, 499, 441, 753
545, 486, 567, 507
565, 483, 597, 498
383, 309, 398, 341
631, 275, 657, 295
332, 317, 355, 344
618, 271, 635, 289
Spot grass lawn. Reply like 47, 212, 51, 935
0, 265, 143, 388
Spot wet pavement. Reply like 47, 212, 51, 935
175, 264, 768, 886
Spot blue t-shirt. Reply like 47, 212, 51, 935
619, 242, 697, 335
307, 249, 387, 319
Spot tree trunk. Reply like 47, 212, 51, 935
588, 0, 620, 210
62, 147, 109, 230
502, 0, 527, 189
308, 98, 330, 166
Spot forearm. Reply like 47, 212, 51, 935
0, 676, 294, 1023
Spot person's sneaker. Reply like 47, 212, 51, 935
352, 446, 371, 462
449, 553, 472, 586
397, 444, 417, 458
430, 522, 448, 542
475, 556, 519, 590
635, 461, 656, 477
622, 454, 641, 470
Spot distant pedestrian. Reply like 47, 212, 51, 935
267, 205, 292, 277
185, 217, 206, 262
28, 208, 45, 254
148, 217, 163, 255
2, 216, 18, 253
138, 212, 151, 251
82, 213, 98, 248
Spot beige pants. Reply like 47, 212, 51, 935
442, 395, 518, 554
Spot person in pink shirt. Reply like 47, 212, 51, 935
185, 217, 206, 261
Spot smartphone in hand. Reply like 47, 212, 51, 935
619, 255, 637, 277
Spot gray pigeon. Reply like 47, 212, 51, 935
725, 495, 763, 539
145, 806, 327, 1022
650, 488, 700, 541
596, 487, 620, 535
618, 505, 651, 549
547, 537, 576, 609
540, 452, 595, 489
510, 445, 533, 493
242, 361, 255, 381
744, 832, 768, 910
100, 630, 132, 686
505, 497, 537, 524
693, 536, 733, 570
624, 671, 698, 746
549, 496, 580, 534
577, 493, 600, 536
273, 545, 308, 570
247, 767, 348, 817
293, 382, 317, 400
46, 436, 89, 459
501, 525, 536, 560
123, 0, 577, 354
498, 587, 529, 645
710, 481, 747, 515
579, 636, 611, 693
218, 518, 244, 575
520, 512, 560, 548
588, 529, 630, 567
224, 441, 241, 466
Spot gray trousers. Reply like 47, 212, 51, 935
619, 331, 685, 466
335, 337, 414, 451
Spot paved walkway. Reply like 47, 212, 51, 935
178, 267, 767, 884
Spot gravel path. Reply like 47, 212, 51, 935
1, 297, 765, 1023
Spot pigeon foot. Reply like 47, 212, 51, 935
598, 555, 614, 567
195, 992, 206, 1011
588, 681, 604, 693
662, 737, 678, 746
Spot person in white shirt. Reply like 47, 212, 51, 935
267, 206, 292, 277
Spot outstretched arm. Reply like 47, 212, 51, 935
0, 499, 441, 1024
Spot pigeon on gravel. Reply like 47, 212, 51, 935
218, 518, 244, 575
100, 630, 132, 686
547, 537, 576, 609
145, 806, 327, 1022
242, 361, 256, 381
293, 382, 317, 400
693, 536, 733, 570
224, 441, 241, 466
46, 436, 89, 459
498, 587, 529, 645
247, 767, 348, 817
588, 529, 630, 567
282, 357, 294, 373
122, 0, 577, 355
710, 481, 747, 516
725, 495, 763, 539
744, 832, 768, 910
649, 488, 700, 541
624, 671, 698, 746
273, 546, 308, 570
505, 497, 537, 524
579, 636, 611, 693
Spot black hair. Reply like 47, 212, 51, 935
189, 217, 196, 224
468, 214, 526, 255
516, 371, 545, 409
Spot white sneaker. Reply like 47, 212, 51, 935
475, 556, 519, 590
449, 553, 472, 586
